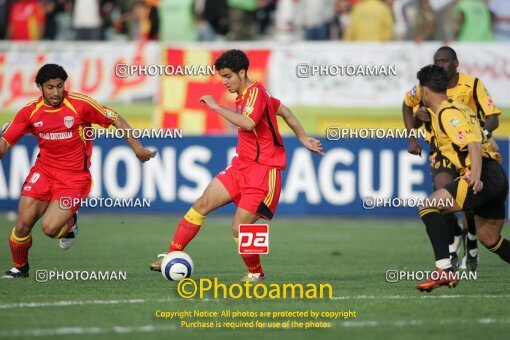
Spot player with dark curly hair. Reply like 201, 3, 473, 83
0, 64, 156, 279
149, 49, 324, 282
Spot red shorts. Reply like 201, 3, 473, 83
217, 157, 282, 220
21, 164, 92, 214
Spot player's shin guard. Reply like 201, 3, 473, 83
486, 236, 510, 263
169, 207, 205, 252
8, 228, 32, 268
419, 208, 451, 269
234, 238, 264, 274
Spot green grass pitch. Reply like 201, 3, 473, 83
0, 214, 509, 339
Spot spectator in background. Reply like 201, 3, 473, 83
489, 0, 510, 41
42, 0, 63, 40
123, 0, 159, 40
300, 0, 335, 40
7, 0, 45, 40
455, 0, 493, 41
227, 0, 259, 40
429, 0, 456, 41
402, 0, 436, 41
195, 0, 229, 41
72, 0, 102, 40
344, 0, 394, 41
54, 0, 73, 40
0, 0, 13, 39
159, 0, 197, 42
331, 0, 351, 39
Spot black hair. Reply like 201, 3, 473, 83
435, 46, 457, 60
417, 65, 448, 93
214, 49, 249, 73
35, 64, 68, 85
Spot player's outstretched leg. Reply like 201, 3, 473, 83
3, 196, 48, 279
150, 178, 232, 272
475, 217, 510, 264
232, 207, 264, 283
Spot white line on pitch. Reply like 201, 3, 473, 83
0, 325, 179, 338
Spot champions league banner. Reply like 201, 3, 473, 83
0, 136, 508, 217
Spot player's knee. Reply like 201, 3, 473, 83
194, 195, 210, 213
40, 221, 60, 238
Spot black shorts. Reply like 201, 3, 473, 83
430, 152, 459, 179
444, 158, 509, 219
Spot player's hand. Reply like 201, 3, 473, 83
408, 137, 422, 156
414, 107, 430, 122
135, 147, 157, 163
199, 95, 220, 111
464, 173, 483, 194
300, 136, 325, 156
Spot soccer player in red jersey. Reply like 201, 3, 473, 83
150, 49, 324, 282
0, 64, 156, 279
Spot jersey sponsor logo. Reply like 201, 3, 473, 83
457, 131, 465, 141
64, 116, 74, 129
39, 132, 73, 140
450, 117, 460, 127
34, 121, 43, 128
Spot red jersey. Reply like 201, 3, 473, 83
2, 91, 118, 172
8, 0, 45, 40
235, 82, 286, 169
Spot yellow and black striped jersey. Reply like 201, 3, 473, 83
430, 99, 500, 175
404, 72, 501, 146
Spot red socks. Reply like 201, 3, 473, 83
9, 228, 32, 268
169, 207, 205, 252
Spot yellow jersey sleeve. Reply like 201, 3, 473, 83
404, 84, 421, 108
439, 108, 481, 148
474, 78, 501, 117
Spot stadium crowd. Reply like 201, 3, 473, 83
0, 0, 508, 42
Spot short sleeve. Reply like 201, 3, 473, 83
475, 79, 501, 117
440, 108, 481, 147
2, 107, 31, 146
242, 86, 266, 126
80, 95, 118, 128
404, 84, 422, 108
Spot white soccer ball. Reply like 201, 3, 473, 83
161, 251, 194, 282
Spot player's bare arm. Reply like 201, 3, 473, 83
276, 104, 324, 156
465, 142, 483, 194
112, 115, 156, 162
200, 94, 255, 131
484, 115, 499, 135
402, 101, 422, 156
0, 138, 11, 159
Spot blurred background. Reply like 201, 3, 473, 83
0, 0, 509, 216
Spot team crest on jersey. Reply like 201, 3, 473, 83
487, 99, 493, 107
64, 116, 74, 128
450, 117, 460, 127
408, 85, 417, 97
243, 105, 254, 115
105, 109, 115, 120
457, 94, 467, 103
